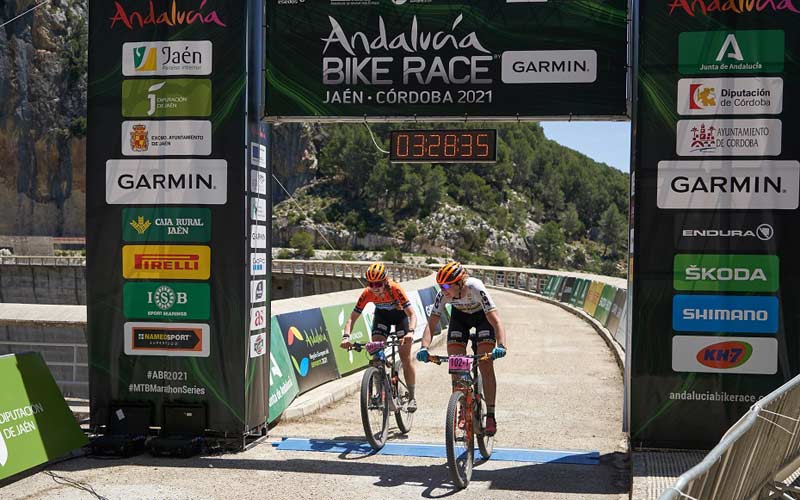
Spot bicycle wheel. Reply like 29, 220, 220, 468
445, 391, 473, 489
393, 374, 414, 434
475, 373, 494, 459
360, 366, 389, 451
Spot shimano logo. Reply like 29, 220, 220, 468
683, 308, 769, 322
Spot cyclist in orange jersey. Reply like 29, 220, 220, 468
417, 261, 507, 435
341, 262, 419, 412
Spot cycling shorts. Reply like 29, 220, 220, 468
371, 309, 411, 339
447, 308, 496, 346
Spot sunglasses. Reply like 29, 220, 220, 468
440, 283, 454, 290
368, 281, 384, 288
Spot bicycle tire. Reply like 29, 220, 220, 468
360, 366, 389, 451
393, 370, 414, 434
445, 391, 473, 489
475, 373, 494, 459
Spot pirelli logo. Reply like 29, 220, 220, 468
123, 245, 210, 279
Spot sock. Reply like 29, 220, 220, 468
487, 405, 496, 418
407, 385, 415, 399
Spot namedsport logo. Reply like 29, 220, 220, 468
287, 326, 310, 376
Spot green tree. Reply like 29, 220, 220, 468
289, 231, 315, 259
598, 205, 628, 257
559, 203, 584, 240
533, 222, 565, 268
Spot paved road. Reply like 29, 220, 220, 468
0, 290, 628, 500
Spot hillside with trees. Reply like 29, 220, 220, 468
273, 122, 630, 277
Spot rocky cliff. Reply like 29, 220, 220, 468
0, 0, 87, 236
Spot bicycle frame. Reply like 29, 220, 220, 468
353, 334, 403, 410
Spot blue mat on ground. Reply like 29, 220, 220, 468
273, 438, 599, 465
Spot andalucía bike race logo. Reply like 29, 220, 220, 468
668, 0, 800, 15
286, 327, 310, 377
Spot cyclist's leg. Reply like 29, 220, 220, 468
371, 309, 390, 342
447, 309, 469, 392
394, 313, 415, 389
475, 314, 498, 434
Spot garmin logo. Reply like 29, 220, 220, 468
671, 175, 782, 193
658, 160, 800, 209
502, 50, 597, 84
107, 159, 227, 205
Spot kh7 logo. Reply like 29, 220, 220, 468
696, 340, 753, 369
287, 326, 310, 376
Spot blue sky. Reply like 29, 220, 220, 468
541, 121, 631, 172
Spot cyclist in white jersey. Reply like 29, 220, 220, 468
417, 261, 507, 435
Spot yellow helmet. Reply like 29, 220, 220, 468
365, 262, 387, 282
436, 261, 466, 285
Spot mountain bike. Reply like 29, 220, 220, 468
350, 333, 414, 450
425, 346, 497, 489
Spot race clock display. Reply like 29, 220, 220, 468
389, 129, 497, 164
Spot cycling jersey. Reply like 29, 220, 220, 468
430, 277, 497, 316
354, 279, 412, 314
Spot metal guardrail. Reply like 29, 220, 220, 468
659, 374, 800, 500
0, 255, 86, 265
271, 259, 431, 282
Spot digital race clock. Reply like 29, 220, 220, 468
389, 130, 497, 164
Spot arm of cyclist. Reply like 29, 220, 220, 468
402, 305, 417, 345
339, 311, 361, 349
416, 314, 440, 362
486, 309, 507, 359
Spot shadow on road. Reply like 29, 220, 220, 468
47, 449, 629, 496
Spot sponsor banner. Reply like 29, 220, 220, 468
250, 169, 267, 195
106, 159, 227, 205
583, 281, 605, 316
251, 225, 267, 249
250, 143, 267, 168
676, 118, 782, 157
251, 198, 267, 222
250, 280, 267, 303
268, 317, 300, 423
122, 40, 213, 76
122, 245, 210, 280
501, 50, 597, 84
250, 332, 267, 359
594, 285, 617, 325
678, 30, 785, 75
122, 207, 211, 243
124, 322, 211, 357
559, 276, 577, 303
672, 336, 777, 375
570, 279, 590, 307
674, 212, 777, 253
276, 309, 339, 394
265, 0, 627, 119
606, 288, 627, 332
674, 254, 779, 293
419, 286, 448, 332
121, 120, 211, 156
123, 282, 210, 321
121, 78, 212, 117
251, 253, 267, 276
672, 295, 779, 334
657, 161, 800, 210
0, 353, 88, 482
250, 306, 268, 331
613, 300, 627, 349
321, 303, 371, 376
677, 77, 783, 115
